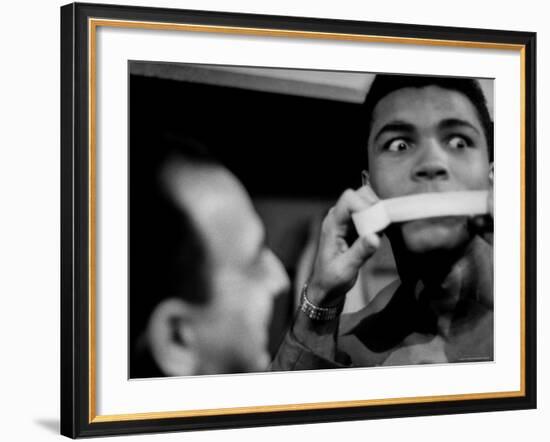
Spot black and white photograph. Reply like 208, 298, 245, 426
129, 62, 495, 378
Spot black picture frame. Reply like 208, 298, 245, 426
61, 2, 537, 438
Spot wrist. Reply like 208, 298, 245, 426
306, 281, 346, 308
299, 282, 345, 321
293, 285, 340, 360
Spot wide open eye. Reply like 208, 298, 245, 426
385, 138, 412, 152
447, 135, 472, 149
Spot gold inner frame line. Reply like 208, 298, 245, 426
87, 18, 527, 423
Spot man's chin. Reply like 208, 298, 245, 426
400, 216, 470, 253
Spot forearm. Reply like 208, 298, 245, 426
269, 311, 347, 371
291, 308, 339, 361
270, 299, 346, 372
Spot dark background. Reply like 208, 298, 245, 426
129, 73, 367, 198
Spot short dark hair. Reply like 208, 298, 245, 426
129, 133, 217, 377
361, 74, 494, 167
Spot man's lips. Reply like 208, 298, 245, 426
400, 215, 469, 234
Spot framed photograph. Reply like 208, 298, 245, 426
60, 2, 536, 438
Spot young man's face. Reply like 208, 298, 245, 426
367, 85, 491, 254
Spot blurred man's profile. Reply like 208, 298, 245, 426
130, 137, 290, 377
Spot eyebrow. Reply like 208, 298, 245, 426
372, 120, 416, 143
437, 118, 481, 135
372, 118, 482, 144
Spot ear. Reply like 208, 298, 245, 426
489, 162, 494, 184
361, 169, 370, 187
147, 297, 199, 376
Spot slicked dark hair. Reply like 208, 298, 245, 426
361, 74, 494, 168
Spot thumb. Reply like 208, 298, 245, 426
346, 233, 380, 266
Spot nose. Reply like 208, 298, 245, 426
412, 140, 449, 182
414, 163, 448, 180
265, 249, 291, 297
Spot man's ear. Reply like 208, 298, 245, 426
147, 298, 199, 377
489, 162, 494, 184
361, 170, 370, 187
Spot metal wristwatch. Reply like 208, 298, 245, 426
299, 282, 344, 321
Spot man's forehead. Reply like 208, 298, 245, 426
371, 85, 483, 130
194, 197, 264, 268
164, 162, 264, 265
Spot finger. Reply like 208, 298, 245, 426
365, 232, 381, 249
356, 185, 380, 205
332, 188, 376, 227
345, 232, 380, 266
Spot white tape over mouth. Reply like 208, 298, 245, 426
352, 191, 490, 237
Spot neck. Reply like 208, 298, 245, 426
389, 229, 474, 288
388, 230, 490, 323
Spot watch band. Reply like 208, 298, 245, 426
299, 282, 344, 321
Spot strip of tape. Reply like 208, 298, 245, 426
352, 191, 489, 237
